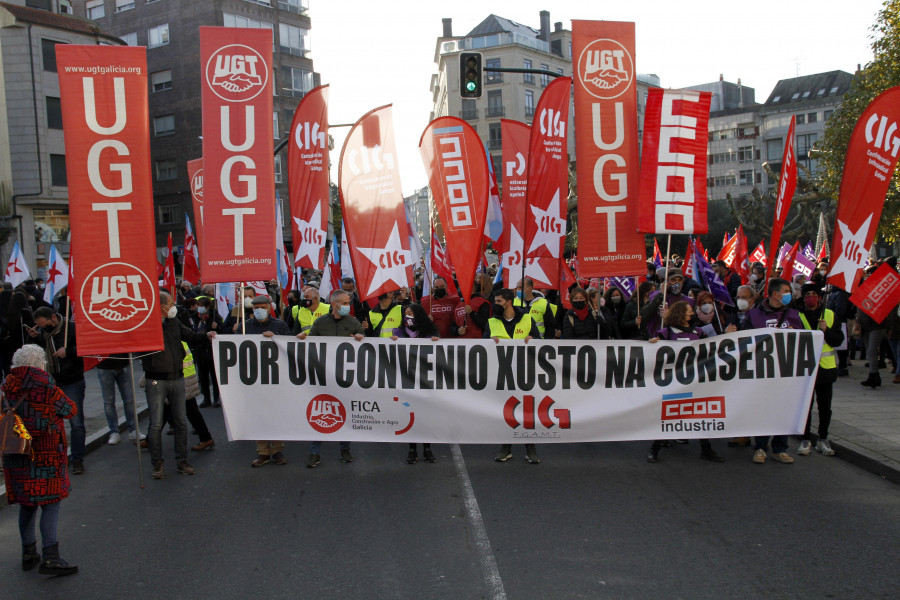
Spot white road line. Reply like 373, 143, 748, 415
450, 444, 507, 600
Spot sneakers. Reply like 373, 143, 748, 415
816, 439, 836, 456
272, 452, 288, 465
128, 430, 146, 442
307, 453, 321, 468
700, 447, 725, 462
72, 461, 85, 474
176, 460, 195, 475
525, 445, 540, 464
771, 452, 794, 464
191, 439, 215, 451
107, 432, 121, 445
797, 440, 812, 456
152, 461, 164, 479
340, 449, 354, 463
495, 445, 513, 462
423, 447, 436, 463
752, 449, 767, 464
251, 455, 270, 467
406, 450, 417, 464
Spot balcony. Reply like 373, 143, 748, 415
460, 108, 478, 121
486, 105, 505, 118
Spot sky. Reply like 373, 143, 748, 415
312, 0, 886, 197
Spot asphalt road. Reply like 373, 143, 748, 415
2, 409, 899, 599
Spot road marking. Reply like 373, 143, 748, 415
450, 444, 507, 600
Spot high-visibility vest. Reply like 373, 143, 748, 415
181, 342, 196, 377
293, 302, 330, 333
514, 297, 550, 336
368, 304, 403, 337
488, 313, 534, 339
799, 309, 836, 369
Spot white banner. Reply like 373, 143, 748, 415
213, 330, 823, 443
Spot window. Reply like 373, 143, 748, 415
523, 59, 533, 84
738, 145, 753, 162
460, 99, 477, 121
59, 0, 73, 14
278, 0, 309, 14
115, 0, 134, 13
540, 64, 549, 87
273, 111, 279, 139
224, 14, 274, 48
50, 154, 67, 187
274, 155, 282, 184
739, 170, 754, 186
824, 110, 833, 121
485, 58, 502, 84
120, 32, 137, 46
486, 90, 503, 118
488, 122, 502, 150
807, 112, 818, 123
86, 0, 104, 19
766, 138, 783, 161
154, 114, 175, 136
796, 133, 817, 158
772, 95, 781, 103
796, 113, 805, 125
714, 175, 736, 187
46, 97, 62, 129
524, 90, 534, 118
281, 66, 313, 97
279, 23, 310, 57
159, 204, 180, 224
817, 88, 826, 96
156, 158, 177, 181
830, 87, 838, 93
41, 39, 62, 72
791, 92, 800, 100
148, 24, 169, 48
557, 67, 564, 77
150, 69, 172, 92
242, 0, 272, 5
802, 91, 810, 98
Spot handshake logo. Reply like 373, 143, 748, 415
206, 44, 267, 102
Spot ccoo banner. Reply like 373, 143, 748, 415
56, 45, 163, 355
200, 27, 275, 283
213, 330, 823, 443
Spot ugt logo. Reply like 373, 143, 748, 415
576, 38, 633, 100
503, 395, 571, 429
205, 44, 267, 102
80, 262, 154, 333
307, 394, 346, 434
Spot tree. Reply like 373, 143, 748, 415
817, 0, 900, 242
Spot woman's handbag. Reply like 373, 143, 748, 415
1, 392, 33, 457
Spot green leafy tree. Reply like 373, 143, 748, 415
817, 0, 900, 242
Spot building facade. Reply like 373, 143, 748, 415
71, 0, 318, 256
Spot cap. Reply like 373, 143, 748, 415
800, 283, 822, 297
251, 294, 272, 305
666, 268, 683, 280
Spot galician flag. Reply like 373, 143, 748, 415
43, 244, 69, 304
4, 241, 30, 288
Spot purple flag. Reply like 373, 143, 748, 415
695, 247, 734, 306
609, 276, 636, 301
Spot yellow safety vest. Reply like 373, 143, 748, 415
293, 302, 330, 333
368, 304, 404, 337
799, 309, 836, 369
514, 297, 549, 336
181, 342, 196, 377
488, 314, 534, 339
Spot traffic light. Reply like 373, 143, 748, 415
459, 52, 482, 99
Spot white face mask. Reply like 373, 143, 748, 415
819, 269, 827, 277
736, 299, 750, 311
749, 274, 758, 282
166, 306, 178, 319
699, 303, 714, 314
253, 308, 268, 321
244, 297, 253, 309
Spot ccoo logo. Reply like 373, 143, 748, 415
576, 39, 633, 100
307, 394, 346, 434
205, 44, 268, 102
79, 262, 156, 334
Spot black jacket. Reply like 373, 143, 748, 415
141, 317, 208, 380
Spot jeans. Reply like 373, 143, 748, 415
97, 367, 136, 434
309, 440, 350, 455
863, 328, 886, 374
888, 338, 900, 375
146, 378, 187, 463
19, 502, 61, 547
59, 380, 86, 463
755, 435, 789, 454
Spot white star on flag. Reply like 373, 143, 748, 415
527, 188, 565, 258
829, 215, 873, 291
357, 222, 412, 297
501, 224, 550, 286
292, 203, 325, 268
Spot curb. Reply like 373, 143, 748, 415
829, 438, 900, 485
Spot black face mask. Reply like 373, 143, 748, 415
299, 299, 313, 309
378, 293, 388, 302
492, 303, 505, 317
433, 288, 447, 299
571, 300, 586, 310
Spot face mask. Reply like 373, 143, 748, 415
611, 296, 622, 305
404, 315, 415, 327
699, 303, 714, 314
166, 306, 178, 319
433, 288, 447, 299
492, 303, 505, 317
804, 296, 820, 309
668, 283, 682, 295
253, 308, 268, 321
571, 300, 586, 310
243, 297, 253, 309
750, 274, 758, 283
378, 294, 388, 302
737, 299, 750, 311
819, 269, 827, 277
516, 291, 524, 300
299, 298, 313, 309
197, 306, 207, 315
338, 304, 351, 316
780, 293, 793, 306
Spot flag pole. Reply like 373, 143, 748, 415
63, 295, 71, 347
241, 281, 246, 335
128, 352, 145, 488
661, 234, 672, 308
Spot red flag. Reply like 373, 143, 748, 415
419, 116, 490, 302
430, 231, 455, 285
183, 215, 200, 284
339, 105, 413, 301
695, 238, 708, 262
850, 263, 900, 323
734, 225, 750, 284
828, 87, 900, 293
765, 115, 798, 283
57, 45, 162, 355
164, 233, 176, 293
717, 232, 738, 267
637, 88, 712, 234
559, 259, 577, 309
572, 21, 645, 276
524, 76, 571, 288
817, 243, 828, 262
682, 239, 696, 279
750, 241, 768, 266
780, 241, 801, 281
652, 238, 663, 268
187, 158, 204, 250
288, 85, 330, 270
200, 27, 276, 283
499, 120, 553, 288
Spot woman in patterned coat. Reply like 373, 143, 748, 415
2, 344, 78, 576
